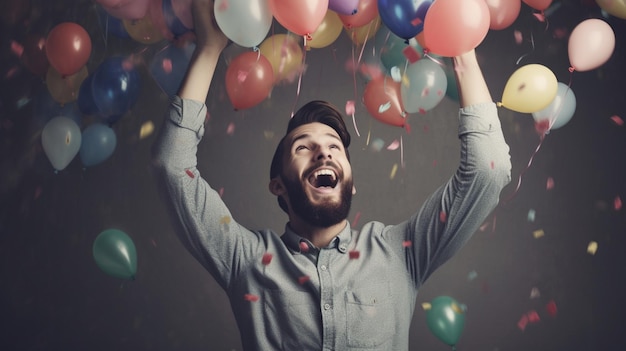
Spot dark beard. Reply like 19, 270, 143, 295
281, 170, 353, 228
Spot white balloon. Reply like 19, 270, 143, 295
532, 82, 576, 130
401, 59, 447, 114
214, 0, 273, 48
41, 116, 82, 171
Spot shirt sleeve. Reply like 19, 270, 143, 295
152, 96, 264, 290
383, 102, 512, 287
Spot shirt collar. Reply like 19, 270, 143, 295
281, 221, 353, 254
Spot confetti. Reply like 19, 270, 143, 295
345, 100, 355, 116
545, 300, 558, 317
351, 211, 361, 228
402, 46, 421, 63
402, 240, 412, 248
262, 253, 273, 265
220, 216, 231, 225
532, 229, 544, 239
161, 58, 173, 74
386, 139, 400, 150
514, 30, 523, 45
422, 302, 432, 310
614, 196, 622, 211
389, 163, 398, 180
185, 169, 195, 178
390, 66, 402, 82
546, 177, 554, 190
530, 287, 541, 299
587, 241, 598, 255
237, 70, 248, 82
299, 242, 310, 252
226, 122, 235, 135
139, 121, 154, 139
10, 40, 23, 57
527, 310, 540, 323
378, 101, 391, 114
517, 314, 529, 331
467, 270, 478, 281
263, 130, 275, 139
244, 293, 259, 302
439, 211, 447, 223
527, 209, 536, 222
532, 13, 545, 22
370, 138, 385, 152
298, 275, 310, 285
610, 115, 623, 126
349, 250, 360, 259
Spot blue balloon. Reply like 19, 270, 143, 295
91, 56, 141, 122
33, 88, 82, 128
378, 0, 432, 39
149, 42, 195, 97
77, 74, 99, 116
79, 123, 117, 167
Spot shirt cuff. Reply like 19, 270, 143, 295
458, 102, 501, 135
168, 95, 207, 133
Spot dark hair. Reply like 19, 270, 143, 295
270, 100, 351, 212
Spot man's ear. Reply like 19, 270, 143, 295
352, 185, 356, 195
269, 178, 285, 196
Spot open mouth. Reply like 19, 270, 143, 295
308, 169, 339, 188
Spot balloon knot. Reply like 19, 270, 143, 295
352, 9, 358, 15
496, 102, 503, 107
252, 46, 259, 52
568, 66, 575, 73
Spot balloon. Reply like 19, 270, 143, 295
345, 16, 381, 45
568, 19, 615, 72
376, 29, 423, 73
259, 34, 304, 83
426, 296, 466, 347
596, 0, 626, 19
363, 75, 406, 127
308, 10, 343, 49
500, 64, 557, 113
214, 0, 272, 47
150, 0, 175, 41
162, 0, 193, 37
123, 15, 165, 44
46, 66, 88, 105
339, 0, 378, 28
225, 52, 274, 110
80, 123, 117, 167
33, 88, 82, 129
423, 0, 490, 57
485, 0, 521, 30
522, 0, 552, 11
98, 0, 150, 20
45, 22, 92, 77
378, 0, 432, 39
77, 74, 100, 116
41, 116, 82, 171
21, 33, 49, 76
170, 0, 193, 30
330, 0, 359, 14
93, 229, 137, 280
268, 0, 329, 36
532, 82, 576, 131
96, 6, 130, 38
91, 56, 141, 121
401, 58, 447, 113
149, 42, 195, 97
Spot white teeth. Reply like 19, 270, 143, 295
313, 169, 336, 180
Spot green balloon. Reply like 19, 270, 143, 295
426, 296, 465, 347
93, 229, 137, 280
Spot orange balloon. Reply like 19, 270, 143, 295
339, 0, 378, 28
123, 16, 164, 44
45, 22, 92, 76
21, 34, 49, 76
344, 16, 381, 45
522, 0, 552, 11
268, 0, 329, 36
309, 10, 343, 49
363, 75, 406, 127
259, 34, 304, 83
46, 66, 88, 104
225, 52, 274, 110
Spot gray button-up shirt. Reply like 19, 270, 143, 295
153, 97, 511, 350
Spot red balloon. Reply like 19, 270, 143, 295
45, 22, 92, 76
21, 34, 49, 76
268, 0, 329, 36
339, 0, 378, 28
423, 0, 490, 57
522, 0, 552, 11
225, 52, 274, 110
363, 76, 406, 127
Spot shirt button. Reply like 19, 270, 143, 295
320, 265, 327, 271
324, 303, 331, 310
338, 245, 347, 253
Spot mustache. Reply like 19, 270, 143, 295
304, 160, 341, 179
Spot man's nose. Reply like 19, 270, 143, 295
316, 147, 332, 160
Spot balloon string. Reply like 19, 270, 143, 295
502, 134, 545, 205
400, 134, 405, 168
290, 43, 305, 118
515, 30, 535, 65
350, 37, 361, 137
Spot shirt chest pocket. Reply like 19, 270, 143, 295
345, 281, 395, 348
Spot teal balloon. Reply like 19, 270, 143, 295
426, 296, 465, 346
79, 123, 117, 167
376, 28, 423, 74
93, 229, 137, 280
401, 58, 447, 113
41, 116, 82, 171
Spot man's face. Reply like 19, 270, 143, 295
278, 122, 354, 228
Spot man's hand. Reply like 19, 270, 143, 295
191, 0, 229, 55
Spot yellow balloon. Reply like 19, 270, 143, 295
46, 65, 88, 104
123, 16, 164, 44
259, 34, 304, 83
596, 0, 626, 19
344, 16, 381, 46
308, 10, 343, 49
500, 64, 557, 113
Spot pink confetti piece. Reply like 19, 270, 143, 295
226, 122, 235, 135
411, 17, 423, 26
546, 177, 554, 190
490, 160, 495, 169
402, 240, 412, 248
546, 300, 558, 317
217, 0, 228, 11
552, 27, 568, 39
517, 314, 529, 331
533, 12, 546, 22
122, 58, 134, 71
299, 242, 310, 252
345, 100, 355, 116
439, 211, 447, 223
402, 46, 421, 63
386, 139, 400, 150
237, 70, 248, 83
514, 30, 523, 45
349, 250, 360, 259
298, 275, 310, 285
262, 253, 273, 265
10, 41, 23, 57
162, 58, 173, 74
244, 293, 259, 302
351, 211, 361, 228
610, 115, 623, 126
218, 187, 224, 197
421, 87, 429, 97
185, 169, 195, 178
527, 310, 540, 323
418, 108, 427, 114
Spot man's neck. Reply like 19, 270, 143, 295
288, 218, 348, 248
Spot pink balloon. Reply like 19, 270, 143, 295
568, 19, 615, 72
101, 0, 150, 20
171, 0, 193, 30
423, 0, 490, 57
268, 0, 329, 36
485, 0, 521, 30
522, 0, 552, 11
